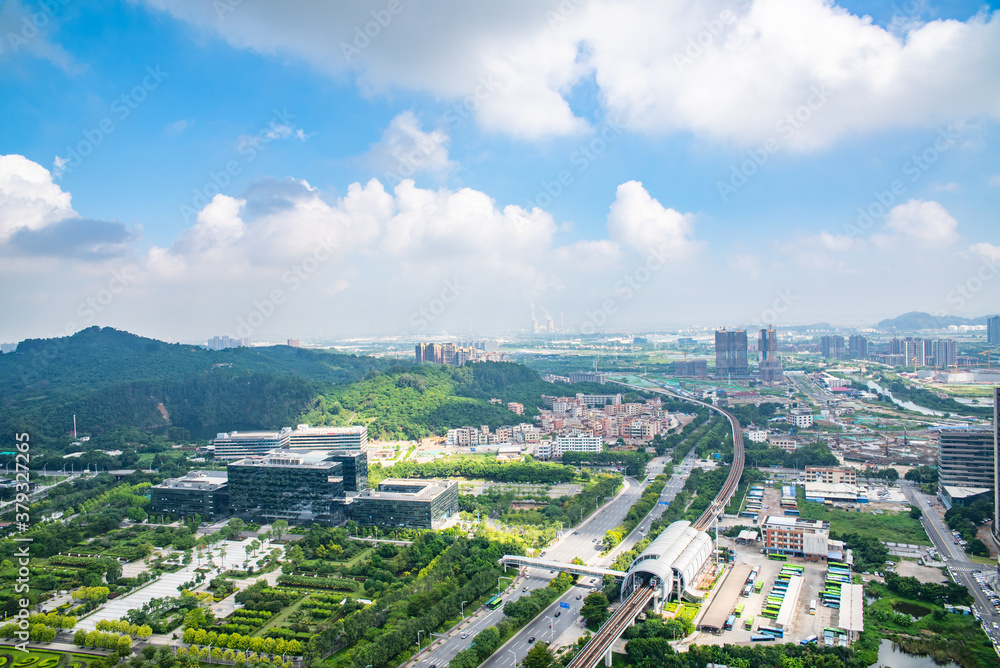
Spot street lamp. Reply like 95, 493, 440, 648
417, 630, 425, 650
461, 600, 469, 618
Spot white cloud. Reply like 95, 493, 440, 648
881, 199, 959, 246
930, 181, 962, 193
139, 0, 1000, 147
366, 111, 454, 183
606, 181, 698, 260
165, 119, 193, 136
970, 242, 1000, 262
0, 154, 74, 241
728, 253, 761, 280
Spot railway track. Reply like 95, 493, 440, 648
559, 381, 746, 668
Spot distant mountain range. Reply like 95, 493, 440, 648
875, 311, 989, 332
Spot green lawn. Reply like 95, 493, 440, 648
796, 493, 931, 545
0, 647, 102, 668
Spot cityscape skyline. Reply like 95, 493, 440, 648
1, 0, 999, 343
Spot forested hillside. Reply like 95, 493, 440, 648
298, 361, 616, 440
0, 327, 387, 450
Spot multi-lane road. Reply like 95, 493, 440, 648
902, 481, 1000, 653
412, 450, 701, 668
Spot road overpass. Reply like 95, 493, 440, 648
499, 555, 625, 580
563, 381, 745, 668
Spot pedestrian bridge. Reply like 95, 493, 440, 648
499, 555, 626, 580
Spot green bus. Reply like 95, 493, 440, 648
734, 603, 745, 617
486, 595, 503, 610
754, 581, 763, 593
768, 553, 788, 561
744, 615, 754, 630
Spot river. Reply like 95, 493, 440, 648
864, 380, 945, 417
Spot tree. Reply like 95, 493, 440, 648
271, 520, 288, 541
909, 506, 922, 520
580, 592, 610, 627
524, 641, 554, 668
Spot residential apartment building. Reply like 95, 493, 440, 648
744, 429, 769, 444
674, 359, 707, 377
932, 339, 957, 367
762, 515, 830, 560
820, 335, 846, 360
715, 329, 748, 376
351, 479, 459, 530
848, 334, 869, 360
758, 325, 784, 384
568, 371, 607, 384
987, 315, 1000, 345
536, 434, 603, 459
769, 437, 799, 452
790, 412, 814, 428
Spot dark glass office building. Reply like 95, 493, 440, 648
714, 329, 748, 376
938, 426, 994, 491
323, 449, 369, 492
352, 479, 459, 530
151, 470, 230, 519
228, 451, 345, 524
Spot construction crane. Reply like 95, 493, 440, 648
911, 356, 919, 375
979, 350, 992, 370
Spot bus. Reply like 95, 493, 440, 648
734, 603, 745, 617
758, 626, 784, 638
750, 634, 776, 642
744, 615, 755, 630
724, 615, 736, 631
809, 599, 817, 615
801, 635, 819, 645
754, 581, 764, 593
486, 595, 503, 610
768, 554, 788, 562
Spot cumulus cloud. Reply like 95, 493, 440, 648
366, 111, 455, 183
606, 181, 698, 259
881, 199, 959, 246
0, 154, 133, 259
139, 0, 1000, 147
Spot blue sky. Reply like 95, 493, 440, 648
1, 0, 998, 343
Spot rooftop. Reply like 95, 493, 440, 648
358, 478, 456, 501
230, 450, 342, 469
156, 470, 228, 491
763, 515, 829, 530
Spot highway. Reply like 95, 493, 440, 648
901, 481, 1000, 653
562, 381, 745, 668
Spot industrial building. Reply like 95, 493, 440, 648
150, 470, 230, 519
714, 329, 748, 376
620, 521, 713, 605
805, 467, 857, 485
351, 478, 459, 530
938, 426, 995, 492
804, 482, 867, 504
761, 515, 830, 560
228, 450, 346, 525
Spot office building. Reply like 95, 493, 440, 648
674, 359, 707, 377
820, 335, 846, 360
994, 387, 1000, 544
761, 515, 830, 560
568, 371, 607, 384
228, 450, 345, 524
805, 467, 857, 485
758, 326, 783, 383
938, 427, 995, 493
848, 335, 869, 360
932, 339, 957, 368
323, 450, 369, 493
988, 315, 1000, 345
151, 471, 229, 519
351, 479, 459, 530
287, 425, 368, 450
212, 430, 291, 459
714, 329, 748, 376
